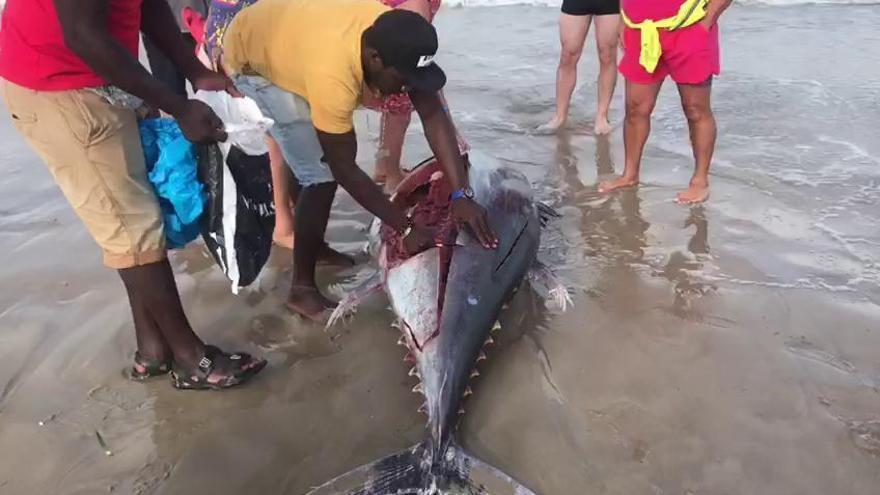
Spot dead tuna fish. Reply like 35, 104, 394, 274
312, 151, 570, 495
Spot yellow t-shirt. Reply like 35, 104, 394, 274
223, 0, 390, 134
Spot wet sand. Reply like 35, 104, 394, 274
1, 4, 880, 495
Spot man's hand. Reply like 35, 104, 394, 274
699, 15, 715, 31
452, 198, 498, 249
189, 66, 243, 97
174, 100, 227, 144
702, 0, 733, 30
403, 225, 435, 256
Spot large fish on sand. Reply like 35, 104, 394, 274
311, 151, 569, 495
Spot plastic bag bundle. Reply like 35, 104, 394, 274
139, 118, 205, 249
195, 91, 276, 291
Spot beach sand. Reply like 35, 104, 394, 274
1, 3, 879, 494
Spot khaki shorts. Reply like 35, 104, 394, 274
2, 81, 166, 269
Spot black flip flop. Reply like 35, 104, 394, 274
128, 352, 171, 381
170, 345, 267, 391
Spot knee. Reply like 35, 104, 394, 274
597, 44, 617, 68
559, 46, 582, 68
682, 101, 713, 123
625, 99, 654, 120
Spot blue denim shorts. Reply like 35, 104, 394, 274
232, 75, 334, 186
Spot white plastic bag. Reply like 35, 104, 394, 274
194, 90, 273, 156
194, 90, 275, 293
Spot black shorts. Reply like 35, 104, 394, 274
561, 0, 620, 16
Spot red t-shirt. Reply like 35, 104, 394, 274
0, 0, 143, 91
622, 0, 686, 24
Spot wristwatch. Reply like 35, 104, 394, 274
450, 187, 475, 201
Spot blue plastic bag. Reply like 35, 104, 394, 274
139, 118, 205, 249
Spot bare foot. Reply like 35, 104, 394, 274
675, 179, 710, 204
318, 244, 356, 267
273, 231, 294, 250
594, 115, 613, 136
286, 286, 336, 323
598, 175, 639, 194
535, 116, 566, 134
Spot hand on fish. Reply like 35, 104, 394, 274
451, 198, 498, 249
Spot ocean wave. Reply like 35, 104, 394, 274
444, 0, 879, 7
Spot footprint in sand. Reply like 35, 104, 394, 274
846, 420, 880, 457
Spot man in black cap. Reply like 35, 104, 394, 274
219, 0, 497, 321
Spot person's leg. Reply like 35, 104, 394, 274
675, 80, 714, 203
232, 76, 351, 319
663, 22, 722, 203
592, 13, 620, 135
118, 261, 203, 366
119, 260, 266, 386
539, 13, 591, 131
288, 181, 339, 318
260, 101, 351, 266
375, 109, 411, 191
1, 82, 265, 387
122, 267, 170, 364
268, 135, 297, 249
598, 80, 662, 192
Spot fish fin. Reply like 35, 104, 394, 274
536, 202, 561, 227
306, 441, 537, 495
528, 262, 573, 312
326, 273, 384, 329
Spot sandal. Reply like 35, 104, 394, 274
170, 345, 267, 391
129, 352, 171, 381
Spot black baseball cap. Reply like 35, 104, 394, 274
364, 10, 446, 93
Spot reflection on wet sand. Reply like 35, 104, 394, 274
552, 132, 719, 321
659, 207, 718, 319
4, 5, 880, 494
552, 132, 649, 313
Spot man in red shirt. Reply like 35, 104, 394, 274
599, 0, 732, 204
0, 0, 266, 390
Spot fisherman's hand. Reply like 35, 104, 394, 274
452, 198, 498, 249
699, 15, 716, 31
189, 66, 243, 98
403, 225, 435, 256
174, 99, 228, 144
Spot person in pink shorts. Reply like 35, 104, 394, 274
600, 0, 732, 204
365, 0, 467, 191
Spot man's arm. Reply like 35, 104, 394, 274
140, 0, 239, 94
410, 90, 497, 248
140, 0, 204, 84
53, 0, 225, 142
316, 130, 411, 233
704, 0, 734, 26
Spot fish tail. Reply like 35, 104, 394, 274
306, 441, 537, 495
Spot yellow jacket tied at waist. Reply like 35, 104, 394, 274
622, 0, 709, 74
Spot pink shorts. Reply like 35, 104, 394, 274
619, 22, 720, 85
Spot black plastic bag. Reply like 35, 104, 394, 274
198, 143, 275, 290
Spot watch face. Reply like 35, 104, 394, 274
465, 187, 475, 199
